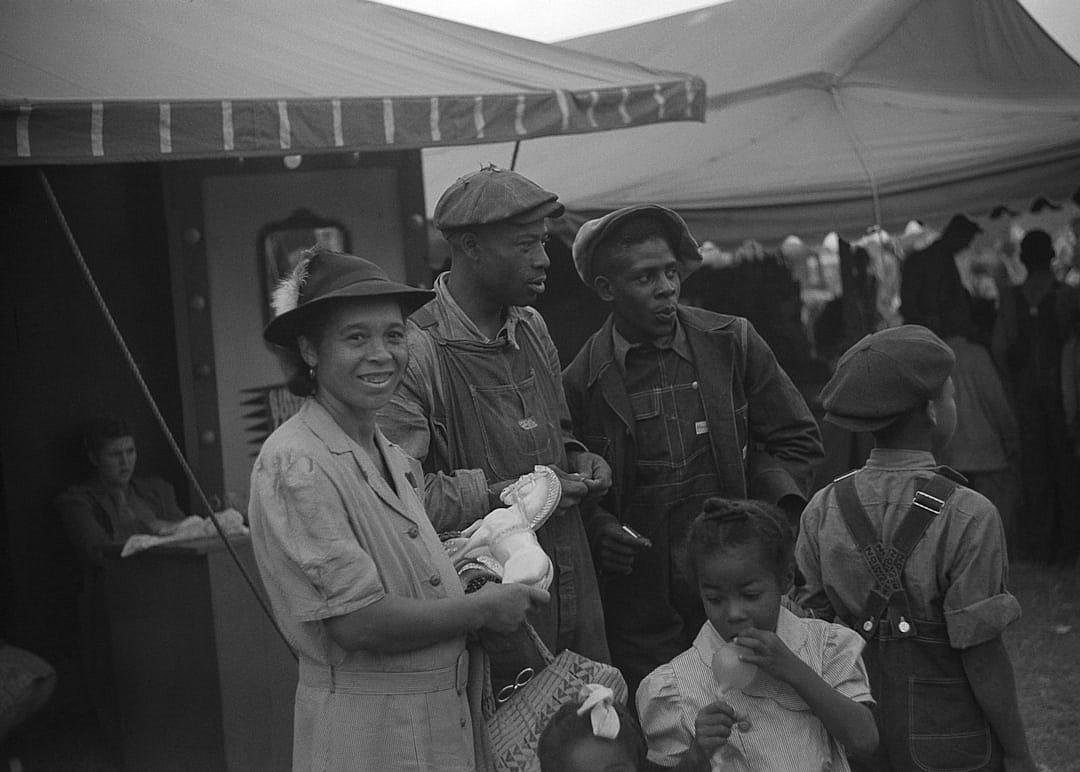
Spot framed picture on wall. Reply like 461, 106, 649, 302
257, 208, 351, 323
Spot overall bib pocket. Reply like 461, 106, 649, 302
908, 677, 993, 771
468, 370, 556, 479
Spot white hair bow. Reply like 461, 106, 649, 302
576, 684, 620, 740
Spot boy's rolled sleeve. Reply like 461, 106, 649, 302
942, 497, 1021, 649
945, 592, 1022, 649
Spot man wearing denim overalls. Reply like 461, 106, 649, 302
379, 166, 612, 695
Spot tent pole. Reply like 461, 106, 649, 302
830, 86, 883, 230
510, 140, 521, 170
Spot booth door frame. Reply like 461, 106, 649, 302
161, 151, 429, 505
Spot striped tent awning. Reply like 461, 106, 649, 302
0, 0, 706, 165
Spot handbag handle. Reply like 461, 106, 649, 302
522, 621, 556, 666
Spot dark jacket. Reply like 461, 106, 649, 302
55, 476, 184, 566
899, 237, 974, 339
563, 306, 823, 542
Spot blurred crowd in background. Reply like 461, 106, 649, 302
680, 186, 1080, 565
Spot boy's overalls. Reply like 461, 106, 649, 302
832, 469, 1003, 771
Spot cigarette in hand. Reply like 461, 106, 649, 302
621, 525, 651, 546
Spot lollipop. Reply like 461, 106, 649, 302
712, 640, 758, 695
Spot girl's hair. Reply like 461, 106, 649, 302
537, 698, 646, 772
686, 497, 794, 586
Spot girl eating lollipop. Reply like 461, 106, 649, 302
635, 498, 878, 770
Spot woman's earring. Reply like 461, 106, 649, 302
308, 365, 317, 381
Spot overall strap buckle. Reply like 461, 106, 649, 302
834, 473, 958, 640
912, 489, 946, 514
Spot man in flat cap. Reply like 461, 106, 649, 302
379, 166, 612, 687
795, 325, 1033, 771
562, 204, 822, 695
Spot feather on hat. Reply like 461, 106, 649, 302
263, 248, 433, 347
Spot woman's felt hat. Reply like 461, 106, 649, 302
263, 248, 434, 347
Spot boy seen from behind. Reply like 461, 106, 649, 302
795, 325, 1035, 772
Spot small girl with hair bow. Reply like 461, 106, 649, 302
537, 684, 647, 772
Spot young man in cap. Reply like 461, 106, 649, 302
379, 166, 612, 685
795, 325, 1034, 771
561, 204, 822, 695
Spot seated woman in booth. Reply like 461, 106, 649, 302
55, 416, 185, 567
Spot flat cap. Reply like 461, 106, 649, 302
433, 165, 564, 231
572, 204, 701, 286
821, 324, 955, 432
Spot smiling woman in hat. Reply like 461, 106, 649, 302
249, 248, 548, 771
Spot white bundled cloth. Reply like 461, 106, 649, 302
120, 508, 249, 557
577, 684, 620, 739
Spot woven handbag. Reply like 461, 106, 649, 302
485, 623, 628, 772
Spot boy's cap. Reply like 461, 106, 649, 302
821, 325, 955, 432
572, 204, 702, 285
433, 165, 564, 231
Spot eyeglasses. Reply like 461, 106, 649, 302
496, 667, 535, 705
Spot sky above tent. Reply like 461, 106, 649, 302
377, 0, 1080, 60
414, 0, 1080, 244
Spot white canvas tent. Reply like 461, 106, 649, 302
423, 0, 1080, 244
0, 9, 706, 760
0, 0, 704, 164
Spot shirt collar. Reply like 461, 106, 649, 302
299, 398, 393, 456
432, 271, 526, 348
610, 315, 691, 373
300, 398, 357, 453
865, 447, 938, 470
